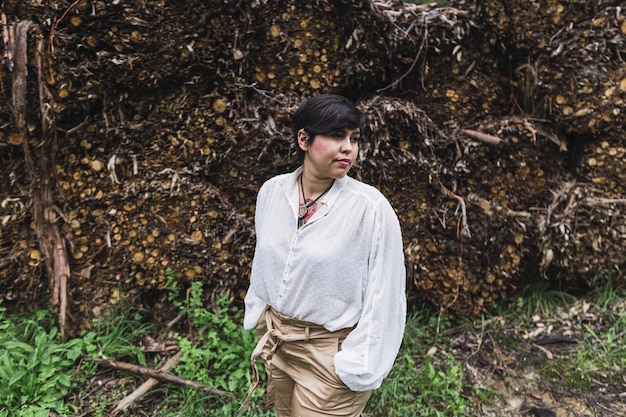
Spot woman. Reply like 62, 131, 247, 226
242, 94, 406, 416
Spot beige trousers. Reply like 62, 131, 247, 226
242, 307, 371, 417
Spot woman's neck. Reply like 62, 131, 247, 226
300, 170, 334, 198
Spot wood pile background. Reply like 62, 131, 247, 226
0, 0, 624, 334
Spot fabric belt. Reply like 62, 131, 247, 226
240, 306, 354, 411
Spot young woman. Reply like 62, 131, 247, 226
242, 94, 406, 417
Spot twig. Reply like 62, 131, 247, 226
436, 180, 470, 310
48, 0, 81, 54
376, 13, 429, 92
534, 336, 578, 345
237, 82, 292, 105
488, 333, 516, 375
542, 182, 575, 230
467, 193, 531, 219
509, 116, 567, 151
444, 285, 460, 310
166, 313, 184, 329
90, 357, 231, 398
1, 13, 12, 71
109, 351, 182, 416
463, 129, 503, 146
438, 181, 471, 239
583, 197, 626, 206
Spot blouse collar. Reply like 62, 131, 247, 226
278, 166, 350, 221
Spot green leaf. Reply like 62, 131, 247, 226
5, 341, 35, 354
8, 369, 27, 387
56, 374, 72, 388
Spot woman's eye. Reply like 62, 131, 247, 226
329, 132, 360, 142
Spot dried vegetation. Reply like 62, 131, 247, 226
0, 0, 624, 334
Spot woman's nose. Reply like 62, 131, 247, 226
340, 136, 353, 151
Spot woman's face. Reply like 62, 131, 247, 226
299, 128, 361, 179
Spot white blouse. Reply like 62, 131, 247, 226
243, 166, 407, 392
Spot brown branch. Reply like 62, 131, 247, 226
90, 357, 231, 398
438, 181, 471, 239
444, 285, 460, 310
1, 13, 12, 70
583, 197, 626, 206
48, 0, 81, 54
110, 351, 182, 416
11, 20, 71, 341
376, 8, 429, 93
509, 116, 567, 151
463, 129, 503, 146
11, 21, 32, 154
542, 182, 575, 231
436, 180, 470, 311
467, 193, 531, 220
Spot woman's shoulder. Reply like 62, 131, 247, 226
260, 171, 294, 190
343, 178, 400, 224
343, 176, 388, 202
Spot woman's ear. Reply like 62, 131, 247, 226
297, 129, 309, 151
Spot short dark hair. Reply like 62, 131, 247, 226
292, 94, 366, 161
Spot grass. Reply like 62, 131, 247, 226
537, 273, 626, 392
365, 308, 494, 417
512, 276, 577, 319
0, 271, 624, 416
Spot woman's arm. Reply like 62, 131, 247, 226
333, 198, 407, 391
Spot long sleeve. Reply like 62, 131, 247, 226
243, 179, 273, 330
243, 285, 268, 330
333, 198, 407, 391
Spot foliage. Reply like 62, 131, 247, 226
590, 271, 626, 314
81, 299, 156, 366
158, 274, 271, 416
0, 307, 82, 417
539, 273, 626, 391
1, 269, 624, 416
541, 316, 626, 390
368, 352, 474, 417
513, 276, 576, 320
366, 310, 496, 417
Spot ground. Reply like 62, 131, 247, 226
67, 291, 626, 417
460, 297, 626, 417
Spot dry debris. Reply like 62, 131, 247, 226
0, 0, 624, 331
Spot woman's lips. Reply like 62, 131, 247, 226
337, 158, 351, 167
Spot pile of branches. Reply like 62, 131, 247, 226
0, 0, 624, 333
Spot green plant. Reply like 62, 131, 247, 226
158, 279, 272, 416
549, 318, 626, 390
539, 273, 626, 392
368, 351, 478, 417
5, 266, 622, 416
513, 278, 576, 319
0, 307, 83, 417
590, 271, 626, 314
366, 310, 495, 417
80, 297, 156, 366
62, 297, 160, 416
